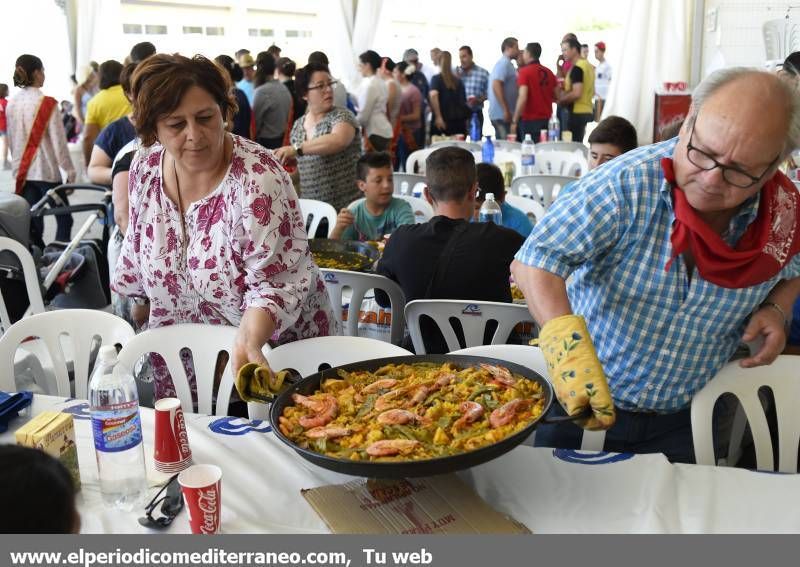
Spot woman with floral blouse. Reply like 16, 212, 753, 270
112, 54, 335, 402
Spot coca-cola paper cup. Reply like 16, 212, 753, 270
154, 398, 192, 473
178, 464, 222, 534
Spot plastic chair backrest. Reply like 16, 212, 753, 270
505, 195, 547, 225
392, 173, 426, 196
404, 299, 536, 354
405, 148, 436, 175
430, 140, 482, 152
691, 356, 800, 473
117, 324, 256, 417
299, 199, 337, 238
534, 150, 588, 177
535, 141, 589, 158
266, 336, 412, 377
450, 344, 605, 451
320, 269, 407, 344
510, 175, 577, 207
396, 195, 433, 223
0, 310, 135, 397
0, 237, 45, 334
492, 140, 523, 151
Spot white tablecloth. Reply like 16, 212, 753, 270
4, 395, 800, 533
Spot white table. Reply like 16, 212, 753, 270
4, 394, 800, 533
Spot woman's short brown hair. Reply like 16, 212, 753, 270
130, 54, 237, 147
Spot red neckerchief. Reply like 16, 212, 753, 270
662, 157, 800, 289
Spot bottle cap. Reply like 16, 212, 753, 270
486, 193, 495, 201
524, 134, 532, 142
98, 345, 118, 363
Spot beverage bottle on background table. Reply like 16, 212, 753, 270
521, 134, 536, 175
479, 193, 503, 225
89, 345, 147, 511
482, 135, 495, 164
548, 115, 560, 142
470, 112, 481, 144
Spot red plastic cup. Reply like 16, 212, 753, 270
454, 134, 466, 141
154, 398, 192, 473
178, 464, 222, 535
506, 134, 517, 142
539, 129, 548, 143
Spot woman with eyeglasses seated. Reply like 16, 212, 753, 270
274, 63, 362, 219
111, 54, 335, 403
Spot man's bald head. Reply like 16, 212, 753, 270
688, 68, 798, 160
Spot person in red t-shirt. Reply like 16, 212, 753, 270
0, 83, 9, 169
511, 43, 558, 141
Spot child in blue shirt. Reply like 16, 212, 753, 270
331, 152, 415, 241
475, 163, 533, 237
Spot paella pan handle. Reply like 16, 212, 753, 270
243, 367, 303, 404
539, 406, 593, 424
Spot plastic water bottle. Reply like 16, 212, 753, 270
479, 193, 503, 225
521, 134, 536, 175
470, 113, 481, 144
482, 135, 495, 164
89, 345, 147, 511
548, 115, 560, 142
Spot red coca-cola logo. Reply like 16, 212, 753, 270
197, 487, 219, 534
174, 410, 191, 458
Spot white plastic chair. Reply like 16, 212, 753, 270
320, 269, 407, 345
396, 195, 434, 223
117, 324, 258, 417
405, 148, 437, 175
299, 198, 337, 238
535, 141, 589, 158
0, 310, 135, 398
266, 336, 411, 377
691, 356, 800, 473
0, 237, 46, 334
392, 173, 426, 196
505, 195, 547, 225
404, 299, 536, 354
430, 140, 482, 152
510, 174, 576, 207
450, 344, 605, 451
534, 150, 588, 177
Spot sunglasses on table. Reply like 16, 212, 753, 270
138, 474, 183, 529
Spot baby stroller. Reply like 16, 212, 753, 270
0, 184, 113, 328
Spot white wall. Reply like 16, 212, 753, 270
701, 0, 798, 75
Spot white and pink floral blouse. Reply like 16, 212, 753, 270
113, 135, 335, 397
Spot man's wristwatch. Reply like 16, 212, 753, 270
293, 142, 304, 157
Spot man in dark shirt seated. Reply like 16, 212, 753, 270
376, 146, 525, 352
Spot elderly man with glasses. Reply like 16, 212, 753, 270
511, 68, 800, 463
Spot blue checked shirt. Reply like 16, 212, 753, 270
458, 65, 490, 111
515, 138, 800, 413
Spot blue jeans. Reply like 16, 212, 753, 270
534, 399, 735, 464
21, 181, 73, 249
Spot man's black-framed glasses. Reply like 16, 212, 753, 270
686, 115, 780, 188
138, 474, 183, 529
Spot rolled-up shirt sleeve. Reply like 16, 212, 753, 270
237, 165, 312, 337
514, 176, 623, 278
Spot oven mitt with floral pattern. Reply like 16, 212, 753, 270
235, 362, 286, 403
535, 314, 616, 430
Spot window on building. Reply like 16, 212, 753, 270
145, 24, 167, 35
248, 28, 274, 37
206, 26, 224, 36
123, 23, 142, 34
183, 26, 203, 34
285, 30, 312, 38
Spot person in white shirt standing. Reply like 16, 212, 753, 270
356, 50, 393, 152
594, 41, 612, 121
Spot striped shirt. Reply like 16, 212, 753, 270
458, 64, 490, 111
515, 138, 800, 412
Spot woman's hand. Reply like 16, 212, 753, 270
232, 307, 275, 376
273, 145, 297, 165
